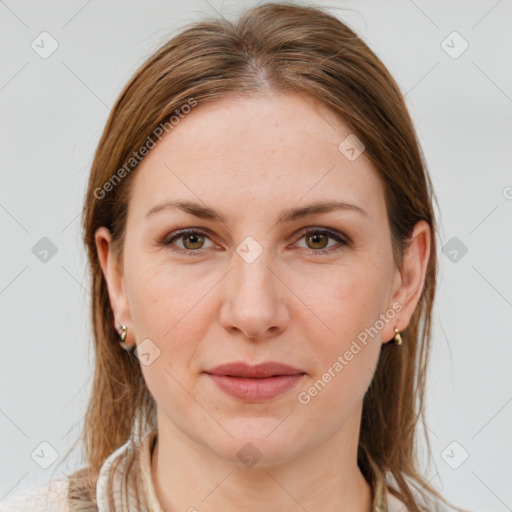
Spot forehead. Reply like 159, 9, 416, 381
129, 93, 385, 221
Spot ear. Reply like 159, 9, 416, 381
383, 220, 431, 344
95, 227, 133, 345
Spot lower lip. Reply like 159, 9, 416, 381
206, 373, 305, 402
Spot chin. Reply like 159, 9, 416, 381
204, 427, 303, 469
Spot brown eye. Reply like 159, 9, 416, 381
181, 232, 205, 250
305, 232, 330, 250
295, 228, 348, 256
164, 229, 214, 254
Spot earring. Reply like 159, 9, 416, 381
393, 327, 403, 345
118, 324, 133, 351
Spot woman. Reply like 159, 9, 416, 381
2, 2, 463, 511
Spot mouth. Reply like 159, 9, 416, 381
205, 361, 305, 378
204, 361, 306, 402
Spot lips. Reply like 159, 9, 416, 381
205, 361, 305, 378
204, 361, 306, 402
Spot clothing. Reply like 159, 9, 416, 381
0, 429, 407, 512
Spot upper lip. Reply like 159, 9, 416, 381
205, 361, 305, 378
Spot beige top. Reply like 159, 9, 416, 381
0, 429, 408, 512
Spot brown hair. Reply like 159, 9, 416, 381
58, 2, 461, 510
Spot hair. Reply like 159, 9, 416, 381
57, 2, 463, 511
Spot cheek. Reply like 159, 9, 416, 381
127, 260, 210, 415
293, 257, 390, 349
127, 252, 215, 337
291, 260, 387, 413
125, 256, 221, 387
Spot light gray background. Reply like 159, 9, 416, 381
1, 1, 511, 510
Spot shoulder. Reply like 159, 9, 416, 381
0, 477, 70, 512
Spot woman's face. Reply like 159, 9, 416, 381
97, 92, 429, 467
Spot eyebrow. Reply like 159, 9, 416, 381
145, 199, 368, 223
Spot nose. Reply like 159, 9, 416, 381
219, 251, 289, 342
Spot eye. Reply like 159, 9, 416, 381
161, 227, 350, 256
162, 229, 215, 255
294, 228, 349, 255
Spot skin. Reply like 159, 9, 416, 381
96, 92, 430, 512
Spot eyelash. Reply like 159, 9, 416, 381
160, 227, 350, 257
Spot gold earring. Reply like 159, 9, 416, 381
393, 327, 403, 345
118, 324, 134, 351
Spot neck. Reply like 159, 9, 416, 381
151, 412, 373, 512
